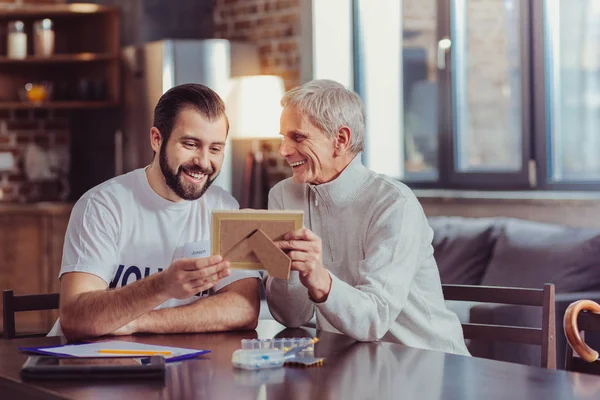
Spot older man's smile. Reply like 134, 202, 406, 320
288, 159, 307, 169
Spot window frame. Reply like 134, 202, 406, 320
531, 0, 600, 191
444, 0, 532, 190
353, 0, 600, 191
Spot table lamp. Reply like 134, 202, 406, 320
226, 75, 286, 209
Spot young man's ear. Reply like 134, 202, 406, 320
150, 127, 163, 153
334, 126, 352, 156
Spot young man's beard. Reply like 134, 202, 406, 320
159, 144, 217, 201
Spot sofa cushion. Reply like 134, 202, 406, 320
480, 218, 600, 292
428, 216, 502, 285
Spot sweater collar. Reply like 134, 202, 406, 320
308, 155, 372, 208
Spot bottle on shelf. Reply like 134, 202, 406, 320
7, 20, 27, 59
33, 19, 55, 57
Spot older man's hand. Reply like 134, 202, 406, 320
275, 228, 333, 302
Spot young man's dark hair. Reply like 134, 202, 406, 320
152, 83, 230, 145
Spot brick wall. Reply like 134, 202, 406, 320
213, 0, 301, 91
0, 0, 67, 202
0, 110, 70, 202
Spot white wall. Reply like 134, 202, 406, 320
355, 0, 403, 178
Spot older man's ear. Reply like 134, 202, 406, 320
334, 126, 352, 156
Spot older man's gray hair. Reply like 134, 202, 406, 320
281, 79, 365, 154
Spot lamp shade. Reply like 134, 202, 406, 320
226, 75, 286, 140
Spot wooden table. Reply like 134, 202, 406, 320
1, 320, 600, 400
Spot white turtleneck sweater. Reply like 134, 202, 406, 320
265, 156, 470, 356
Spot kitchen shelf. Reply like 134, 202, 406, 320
0, 5, 120, 108
0, 101, 118, 110
0, 4, 115, 19
0, 53, 118, 64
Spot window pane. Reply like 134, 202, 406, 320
453, 0, 522, 172
546, 0, 600, 181
402, 0, 439, 181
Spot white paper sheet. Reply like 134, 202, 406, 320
23, 340, 208, 361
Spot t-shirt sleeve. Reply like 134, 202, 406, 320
60, 196, 120, 285
213, 269, 262, 292
221, 190, 240, 211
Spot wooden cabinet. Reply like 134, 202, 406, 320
0, 203, 71, 334
0, 4, 119, 109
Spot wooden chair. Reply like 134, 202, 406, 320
2, 290, 60, 339
564, 300, 600, 374
442, 283, 556, 369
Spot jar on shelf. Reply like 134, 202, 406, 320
33, 19, 55, 57
7, 20, 27, 59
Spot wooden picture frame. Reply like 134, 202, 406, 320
211, 210, 303, 279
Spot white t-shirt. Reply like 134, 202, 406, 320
48, 168, 260, 336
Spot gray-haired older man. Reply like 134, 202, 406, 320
265, 79, 469, 355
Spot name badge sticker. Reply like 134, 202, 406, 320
183, 241, 211, 258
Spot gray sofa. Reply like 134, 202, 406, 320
429, 216, 600, 368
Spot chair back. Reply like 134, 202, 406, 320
564, 300, 600, 374
442, 283, 556, 369
2, 289, 60, 339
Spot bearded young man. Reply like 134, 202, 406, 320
50, 83, 260, 340
265, 79, 469, 355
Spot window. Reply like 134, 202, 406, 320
536, 0, 600, 188
354, 0, 600, 190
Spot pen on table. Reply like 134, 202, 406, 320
96, 349, 172, 356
